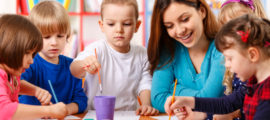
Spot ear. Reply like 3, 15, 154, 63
199, 6, 206, 20
135, 20, 141, 33
247, 47, 260, 63
98, 20, 104, 32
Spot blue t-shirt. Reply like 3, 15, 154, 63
151, 40, 225, 112
19, 54, 88, 113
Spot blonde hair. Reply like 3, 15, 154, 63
29, 1, 71, 38
218, 0, 267, 95
218, 0, 267, 26
100, 0, 139, 20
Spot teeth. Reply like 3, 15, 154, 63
180, 33, 191, 40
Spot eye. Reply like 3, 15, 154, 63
182, 17, 189, 22
107, 23, 114, 26
57, 34, 65, 38
43, 36, 51, 39
164, 24, 173, 29
123, 23, 132, 26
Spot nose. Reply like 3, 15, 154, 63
175, 24, 186, 36
116, 24, 124, 33
50, 37, 58, 45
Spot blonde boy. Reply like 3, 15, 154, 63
19, 1, 87, 115
70, 0, 158, 115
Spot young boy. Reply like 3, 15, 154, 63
19, 1, 87, 115
70, 0, 158, 115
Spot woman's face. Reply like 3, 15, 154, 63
163, 2, 206, 48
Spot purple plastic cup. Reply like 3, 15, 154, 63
94, 96, 116, 120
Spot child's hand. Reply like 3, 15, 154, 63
173, 107, 188, 120
35, 87, 51, 105
174, 107, 206, 120
82, 55, 101, 74
49, 102, 68, 119
136, 105, 159, 116
164, 96, 195, 115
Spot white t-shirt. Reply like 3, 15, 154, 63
75, 40, 152, 111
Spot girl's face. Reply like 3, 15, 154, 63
99, 4, 141, 53
163, 2, 206, 48
222, 38, 255, 81
3, 50, 35, 76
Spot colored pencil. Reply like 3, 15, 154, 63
48, 80, 58, 103
169, 79, 177, 120
137, 96, 142, 106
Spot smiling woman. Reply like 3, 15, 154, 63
147, 0, 225, 119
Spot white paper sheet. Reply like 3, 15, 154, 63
83, 110, 140, 120
36, 115, 81, 120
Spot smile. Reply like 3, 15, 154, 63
178, 32, 192, 40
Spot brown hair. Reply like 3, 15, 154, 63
218, 0, 267, 26
100, 0, 139, 20
216, 14, 270, 57
29, 1, 71, 38
148, 0, 219, 75
218, 0, 267, 95
0, 14, 43, 70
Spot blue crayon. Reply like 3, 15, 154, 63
48, 80, 58, 103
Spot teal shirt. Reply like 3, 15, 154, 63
151, 41, 225, 112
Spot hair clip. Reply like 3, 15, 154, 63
237, 30, 249, 43
264, 41, 270, 47
221, 0, 254, 11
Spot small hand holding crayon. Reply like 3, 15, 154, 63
82, 55, 101, 74
164, 96, 196, 120
136, 96, 159, 116
34, 87, 52, 105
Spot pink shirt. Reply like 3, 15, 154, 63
0, 68, 20, 120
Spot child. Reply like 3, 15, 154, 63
164, 14, 270, 120
0, 14, 67, 119
215, 0, 267, 119
70, 0, 158, 115
218, 0, 267, 26
18, 1, 87, 115
147, 0, 224, 119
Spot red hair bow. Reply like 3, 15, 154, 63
237, 31, 249, 43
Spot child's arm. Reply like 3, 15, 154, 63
66, 102, 79, 115
70, 56, 100, 78
165, 88, 245, 116
136, 90, 159, 116
12, 102, 67, 119
19, 80, 51, 105
67, 77, 88, 114
254, 100, 270, 119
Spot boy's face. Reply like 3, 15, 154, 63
39, 33, 67, 62
222, 38, 255, 82
99, 4, 141, 52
